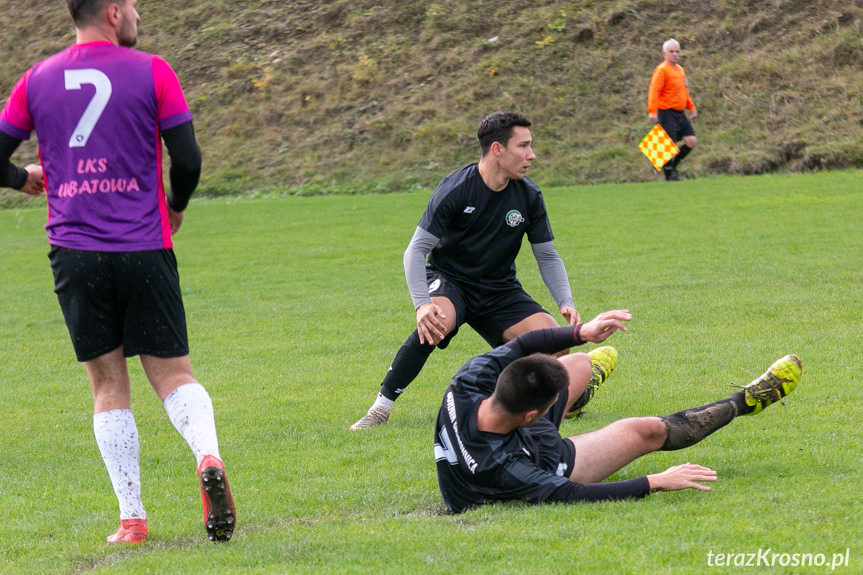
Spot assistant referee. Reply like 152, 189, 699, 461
647, 38, 698, 181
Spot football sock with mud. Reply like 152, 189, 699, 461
660, 398, 739, 451
163, 383, 221, 466
93, 409, 146, 519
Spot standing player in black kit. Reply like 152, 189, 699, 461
352, 112, 585, 430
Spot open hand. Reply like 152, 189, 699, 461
579, 309, 631, 343
647, 463, 717, 492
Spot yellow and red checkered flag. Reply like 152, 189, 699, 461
639, 124, 679, 171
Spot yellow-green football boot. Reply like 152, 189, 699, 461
566, 346, 618, 419
738, 354, 802, 415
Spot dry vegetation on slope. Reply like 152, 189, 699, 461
1, 0, 862, 201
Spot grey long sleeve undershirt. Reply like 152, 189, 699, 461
403, 227, 575, 312
404, 227, 440, 309
531, 240, 575, 311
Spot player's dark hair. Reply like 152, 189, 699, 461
66, 0, 113, 27
477, 111, 531, 157
494, 353, 569, 414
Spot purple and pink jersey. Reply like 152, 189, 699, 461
0, 41, 193, 251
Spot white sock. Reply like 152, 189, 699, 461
163, 383, 221, 466
372, 393, 394, 412
93, 409, 146, 520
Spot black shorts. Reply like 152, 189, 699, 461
658, 108, 695, 141
426, 269, 548, 349
527, 388, 576, 476
49, 246, 189, 362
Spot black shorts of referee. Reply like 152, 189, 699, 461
657, 108, 695, 142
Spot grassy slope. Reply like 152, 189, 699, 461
1, 0, 862, 202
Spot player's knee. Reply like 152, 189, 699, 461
637, 417, 668, 448
684, 136, 697, 148
559, 352, 589, 394
558, 351, 588, 372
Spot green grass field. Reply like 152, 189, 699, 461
1, 171, 861, 574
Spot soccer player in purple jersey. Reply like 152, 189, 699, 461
0, 0, 235, 544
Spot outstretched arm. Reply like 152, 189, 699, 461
505, 309, 632, 357
504, 325, 579, 357
548, 476, 651, 503
501, 457, 651, 506
545, 463, 716, 504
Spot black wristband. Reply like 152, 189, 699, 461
574, 323, 584, 346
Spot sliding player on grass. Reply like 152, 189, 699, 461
434, 309, 801, 512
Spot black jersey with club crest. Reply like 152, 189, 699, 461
418, 163, 554, 289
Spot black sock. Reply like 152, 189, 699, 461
660, 398, 738, 451
671, 144, 692, 168
567, 388, 593, 415
730, 390, 753, 415
379, 330, 436, 401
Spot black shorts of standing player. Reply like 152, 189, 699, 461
49, 246, 189, 362
426, 269, 549, 350
657, 109, 695, 142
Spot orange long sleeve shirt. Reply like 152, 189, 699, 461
647, 61, 695, 114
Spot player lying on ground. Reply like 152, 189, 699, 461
434, 310, 801, 513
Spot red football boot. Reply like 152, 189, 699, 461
197, 455, 235, 542
106, 518, 148, 544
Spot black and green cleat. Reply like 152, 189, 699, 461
566, 346, 618, 419
738, 354, 802, 415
